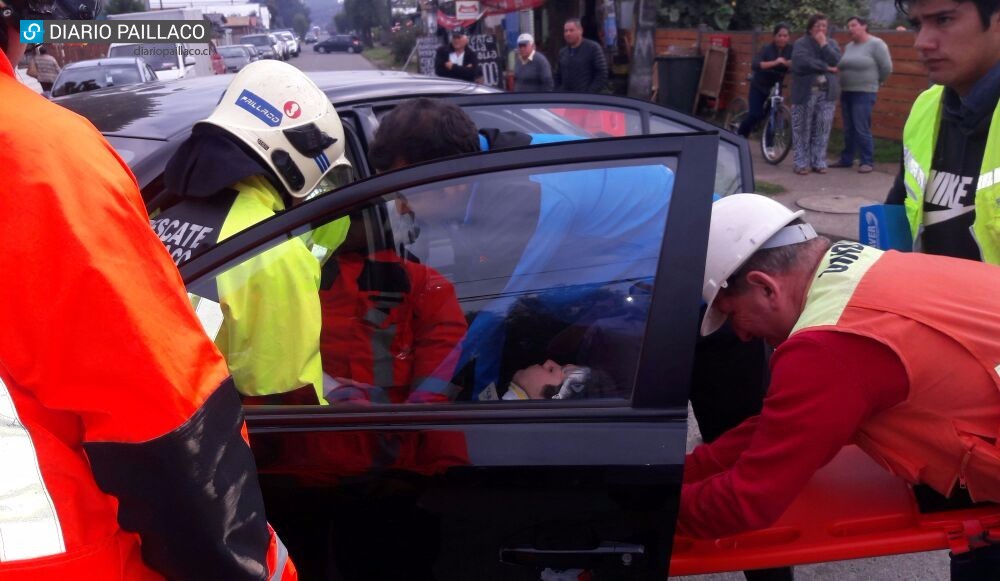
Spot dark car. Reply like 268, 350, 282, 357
55, 72, 999, 579
50, 57, 157, 98
315, 34, 361, 53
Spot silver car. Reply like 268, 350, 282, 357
274, 31, 299, 58
217, 45, 253, 73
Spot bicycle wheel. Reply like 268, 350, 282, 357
723, 97, 748, 135
760, 104, 792, 164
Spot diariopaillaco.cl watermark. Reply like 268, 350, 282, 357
20, 19, 211, 44
128, 45, 211, 57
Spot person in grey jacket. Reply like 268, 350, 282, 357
832, 16, 893, 173
790, 13, 842, 174
511, 33, 553, 91
554, 18, 608, 92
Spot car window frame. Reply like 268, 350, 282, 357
334, 91, 754, 195
179, 132, 718, 422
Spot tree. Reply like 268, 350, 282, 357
341, 0, 383, 46
333, 11, 349, 33
104, 0, 146, 15
658, 0, 869, 31
292, 13, 309, 39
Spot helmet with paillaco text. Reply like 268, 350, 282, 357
197, 59, 350, 198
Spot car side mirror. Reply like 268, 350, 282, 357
184, 55, 196, 67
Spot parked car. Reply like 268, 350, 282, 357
107, 42, 197, 81
217, 45, 254, 73
50, 57, 157, 98
241, 33, 281, 60
56, 71, 994, 580
314, 34, 362, 54
304, 32, 317, 44
238, 44, 261, 62
209, 39, 226, 75
273, 30, 300, 57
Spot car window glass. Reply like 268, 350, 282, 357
650, 114, 742, 197
454, 104, 642, 138
187, 157, 676, 407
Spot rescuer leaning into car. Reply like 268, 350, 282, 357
317, 207, 469, 405
1, 1, 296, 578
151, 60, 353, 403
681, 194, 1000, 574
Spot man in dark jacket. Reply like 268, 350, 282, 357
554, 17, 608, 92
434, 27, 480, 83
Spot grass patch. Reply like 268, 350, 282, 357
755, 180, 787, 195
362, 44, 421, 73
826, 127, 901, 164
362, 46, 394, 69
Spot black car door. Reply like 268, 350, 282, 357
338, 91, 753, 198
179, 133, 718, 580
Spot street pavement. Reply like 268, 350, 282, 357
679, 140, 950, 580
291, 44, 376, 72
751, 146, 899, 241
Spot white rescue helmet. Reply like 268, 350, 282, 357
197, 60, 350, 198
701, 193, 817, 336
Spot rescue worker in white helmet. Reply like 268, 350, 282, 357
681, 194, 1000, 573
151, 59, 355, 404
2, 1, 296, 578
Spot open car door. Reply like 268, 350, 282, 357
178, 133, 718, 580
671, 445, 1000, 575
336, 91, 753, 199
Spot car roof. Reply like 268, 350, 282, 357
56, 70, 498, 140
65, 57, 142, 69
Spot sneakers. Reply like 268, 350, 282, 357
858, 164, 874, 173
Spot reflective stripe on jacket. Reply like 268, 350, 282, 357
902, 84, 1000, 263
791, 242, 1000, 501
1, 57, 295, 580
319, 248, 468, 403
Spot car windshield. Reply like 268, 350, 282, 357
218, 47, 244, 57
109, 44, 177, 71
244, 36, 270, 47
52, 65, 140, 97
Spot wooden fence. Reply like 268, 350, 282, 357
655, 28, 928, 141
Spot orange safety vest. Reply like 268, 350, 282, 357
792, 242, 1000, 502
0, 57, 293, 579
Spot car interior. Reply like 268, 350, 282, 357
123, 93, 1000, 576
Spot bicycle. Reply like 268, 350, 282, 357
723, 81, 793, 165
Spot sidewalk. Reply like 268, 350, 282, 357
749, 142, 898, 241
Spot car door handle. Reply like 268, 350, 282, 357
499, 541, 645, 570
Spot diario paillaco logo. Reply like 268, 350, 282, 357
20, 20, 44, 43
22, 19, 211, 44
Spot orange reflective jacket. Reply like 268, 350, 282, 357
0, 56, 294, 580
792, 242, 1000, 502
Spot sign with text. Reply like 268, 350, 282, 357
468, 34, 502, 88
418, 34, 502, 89
456, 1, 481, 19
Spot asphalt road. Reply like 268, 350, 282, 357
287, 44, 375, 72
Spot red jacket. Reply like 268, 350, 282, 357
320, 249, 467, 403
0, 56, 294, 580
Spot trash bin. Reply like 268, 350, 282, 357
655, 55, 703, 114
